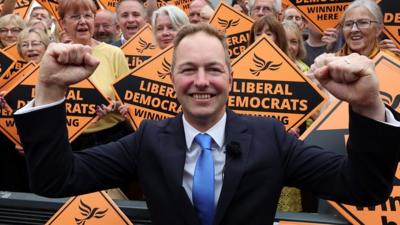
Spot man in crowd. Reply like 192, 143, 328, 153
249, 0, 280, 20
188, 0, 208, 24
29, 6, 53, 29
14, 23, 400, 225
113, 0, 147, 47
282, 6, 305, 31
94, 9, 119, 44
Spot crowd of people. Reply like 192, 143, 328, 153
0, 0, 399, 217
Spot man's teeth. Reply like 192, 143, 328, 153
193, 94, 211, 99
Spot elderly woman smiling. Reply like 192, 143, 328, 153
17, 28, 50, 64
151, 5, 189, 49
337, 0, 398, 58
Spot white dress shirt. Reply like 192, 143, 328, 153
182, 113, 227, 207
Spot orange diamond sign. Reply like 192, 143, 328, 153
113, 46, 180, 130
0, 48, 16, 87
121, 24, 161, 70
229, 34, 326, 129
209, 2, 254, 60
288, 0, 353, 33
301, 52, 400, 225
2, 66, 110, 146
46, 191, 132, 225
2, 43, 30, 85
379, 0, 400, 49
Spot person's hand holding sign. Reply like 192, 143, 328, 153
35, 43, 100, 107
310, 53, 385, 122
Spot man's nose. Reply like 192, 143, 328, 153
194, 69, 209, 88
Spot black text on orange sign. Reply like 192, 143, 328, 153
305, 4, 347, 21
226, 31, 250, 59
294, 0, 349, 4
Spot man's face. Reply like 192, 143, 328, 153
117, 1, 146, 41
250, 0, 276, 20
30, 8, 52, 27
94, 11, 118, 43
172, 32, 232, 130
189, 0, 207, 24
283, 8, 304, 31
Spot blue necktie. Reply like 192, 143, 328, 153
193, 133, 215, 225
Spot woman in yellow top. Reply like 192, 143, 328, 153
337, 0, 399, 58
57, 0, 131, 151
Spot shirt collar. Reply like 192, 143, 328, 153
182, 113, 226, 151
121, 34, 127, 44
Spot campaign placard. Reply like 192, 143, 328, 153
0, 0, 35, 19
0, 49, 16, 86
121, 24, 160, 70
46, 191, 132, 225
2, 66, 110, 146
2, 43, 29, 85
301, 52, 400, 225
230, 34, 326, 129
43, 0, 59, 21
209, 2, 254, 60
35, 0, 53, 16
288, 0, 353, 33
113, 46, 180, 130
379, 0, 400, 49
97, 0, 119, 12
0, 62, 36, 145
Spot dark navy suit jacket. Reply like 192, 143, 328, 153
15, 103, 400, 225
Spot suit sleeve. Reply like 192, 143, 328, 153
280, 107, 400, 206
14, 101, 144, 197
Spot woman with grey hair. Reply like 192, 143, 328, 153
337, 0, 399, 57
151, 5, 189, 49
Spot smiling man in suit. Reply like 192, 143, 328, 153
14, 23, 400, 225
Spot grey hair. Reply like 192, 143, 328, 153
341, 0, 383, 26
151, 5, 189, 35
248, 0, 281, 13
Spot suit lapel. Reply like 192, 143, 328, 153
159, 114, 200, 225
214, 109, 251, 225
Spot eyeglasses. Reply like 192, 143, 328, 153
0, 27, 22, 35
66, 13, 94, 22
342, 19, 378, 30
252, 5, 273, 13
20, 41, 44, 49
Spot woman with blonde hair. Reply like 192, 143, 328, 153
0, 14, 26, 48
17, 27, 50, 64
151, 5, 189, 49
282, 21, 308, 73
